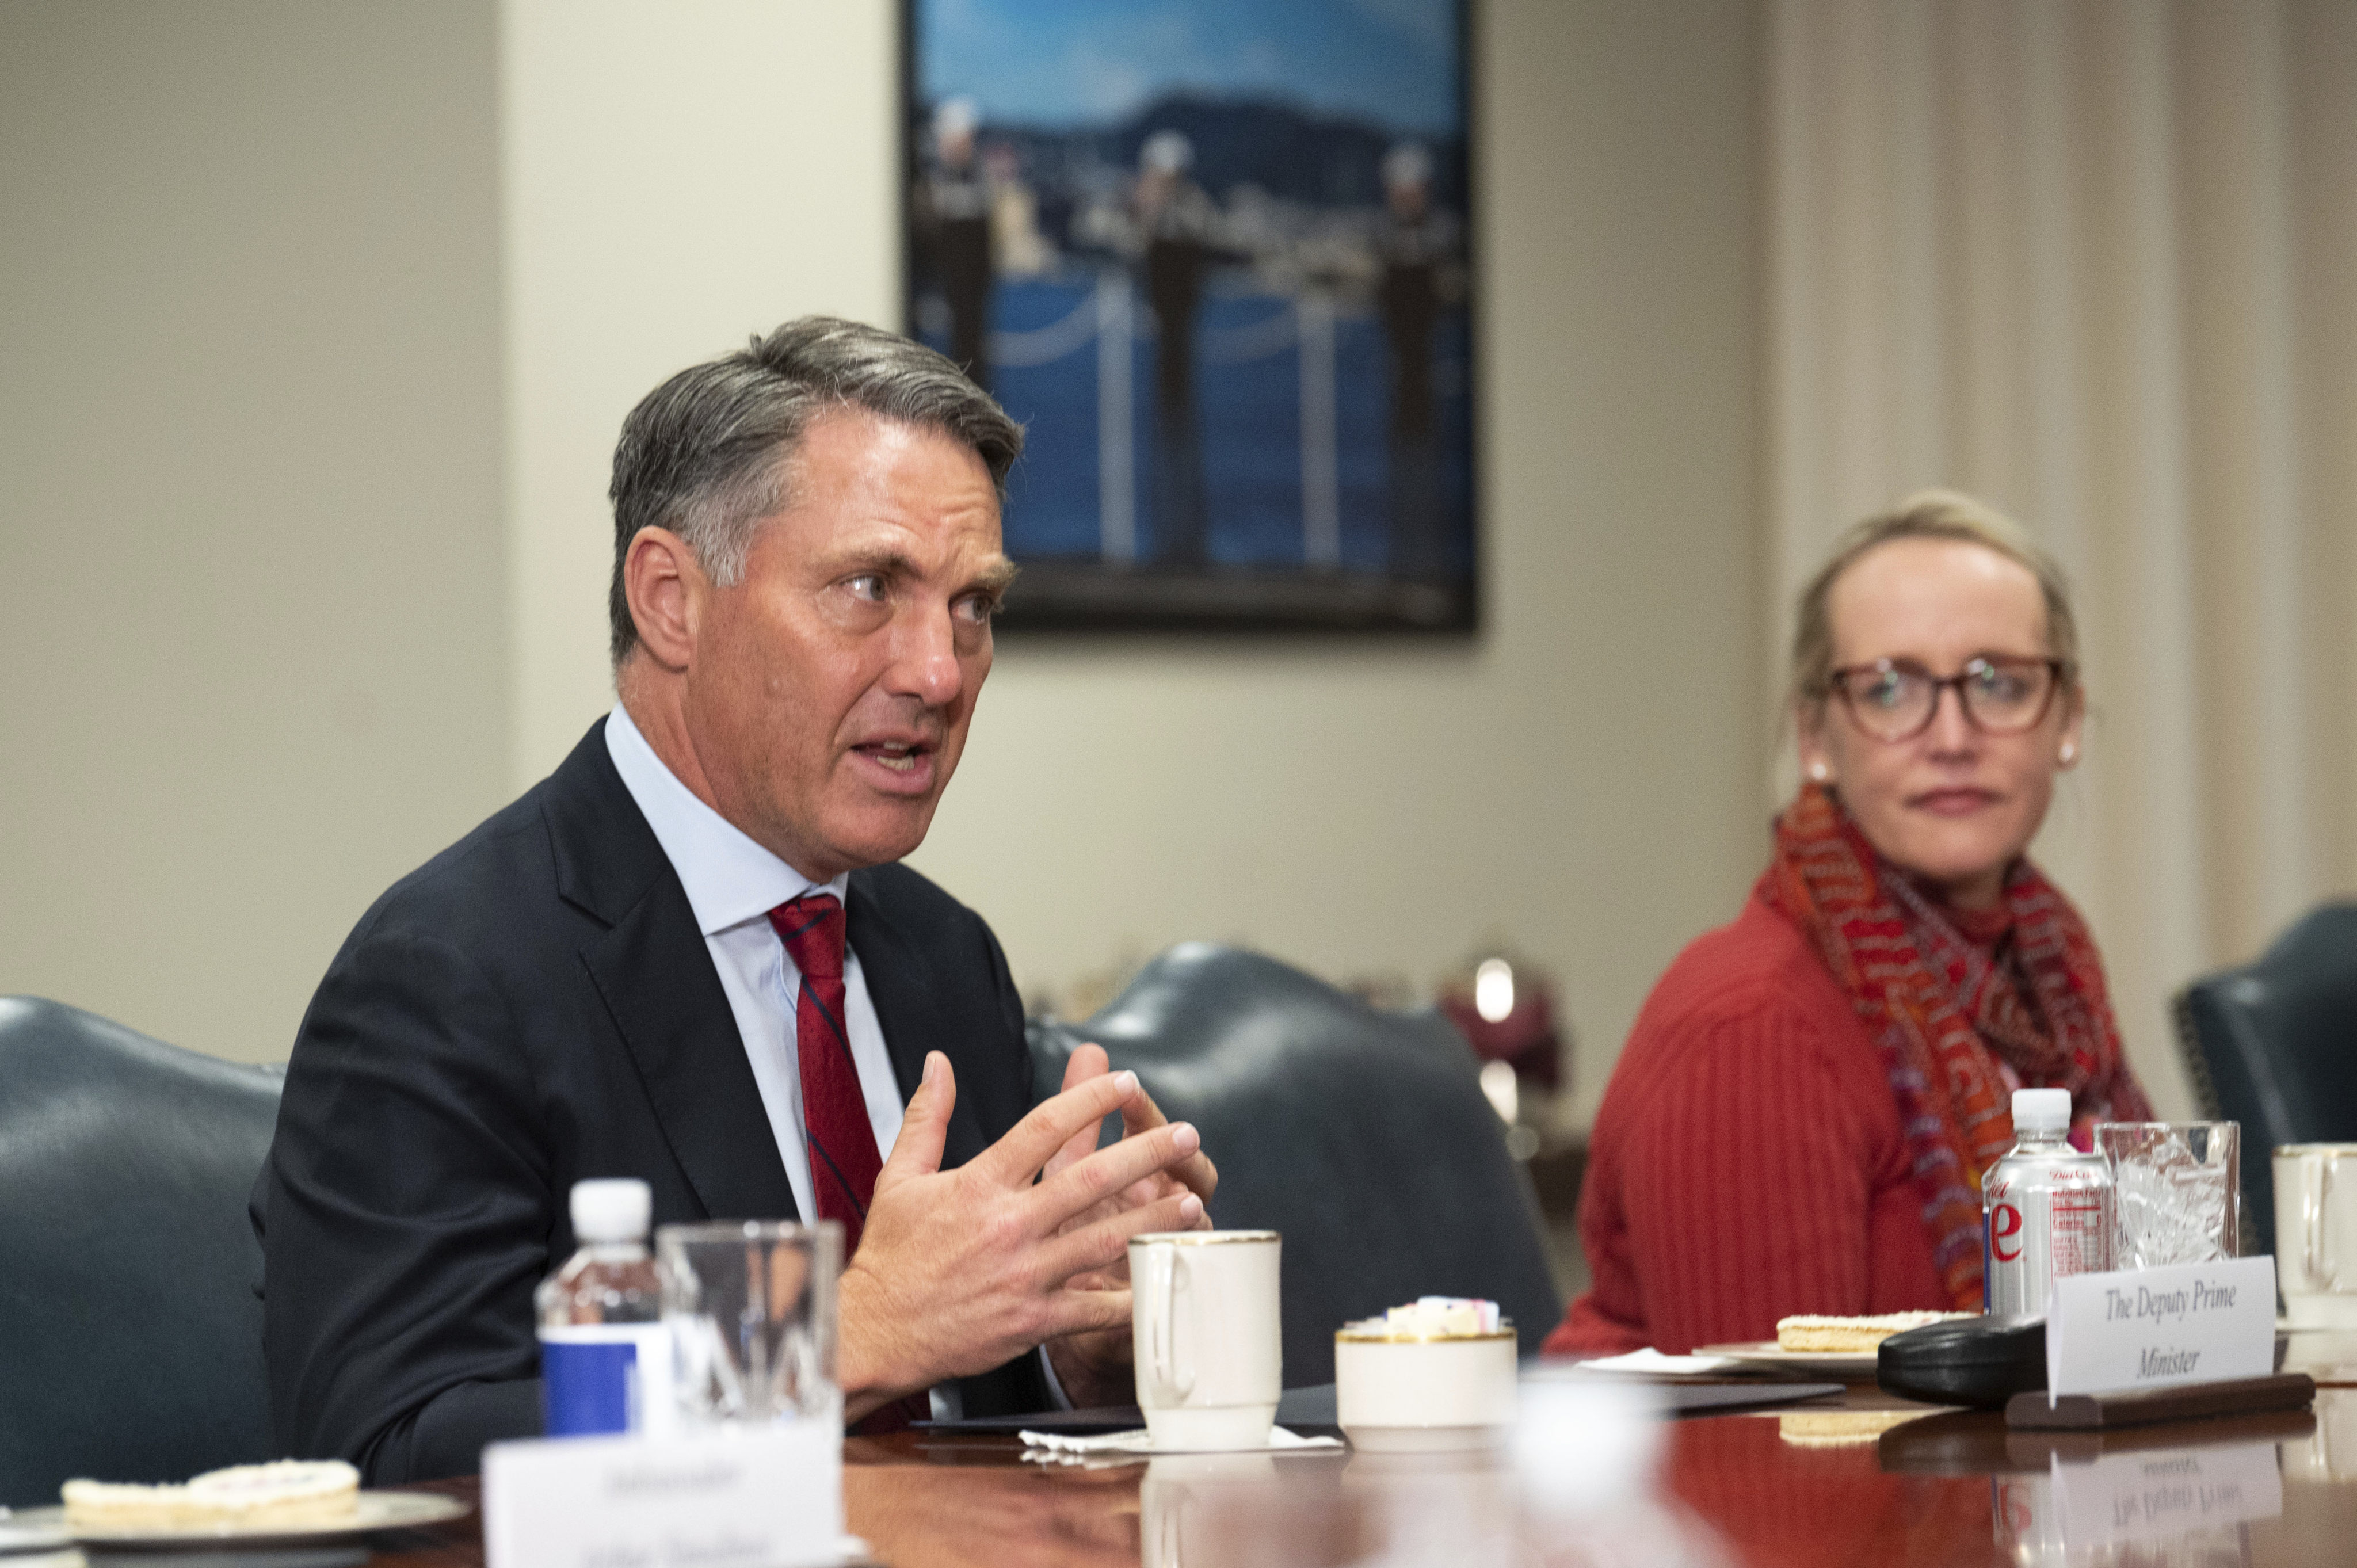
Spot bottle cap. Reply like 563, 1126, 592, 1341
2012, 1088, 2072, 1135
570, 1178, 652, 1243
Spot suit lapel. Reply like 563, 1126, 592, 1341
546, 722, 799, 1223
581, 880, 799, 1223
848, 872, 990, 1172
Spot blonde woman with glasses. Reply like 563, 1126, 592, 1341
1548, 491, 2153, 1356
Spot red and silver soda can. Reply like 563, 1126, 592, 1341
1982, 1088, 2114, 1318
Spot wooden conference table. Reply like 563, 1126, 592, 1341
350, 1334, 2357, 1568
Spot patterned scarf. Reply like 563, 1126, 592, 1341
1757, 783, 2154, 1309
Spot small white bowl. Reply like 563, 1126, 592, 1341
1334, 1327, 1518, 1452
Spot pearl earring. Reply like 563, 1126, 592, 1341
2059, 742, 2076, 765
1808, 763, 1830, 783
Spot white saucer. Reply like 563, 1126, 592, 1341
9, 1489, 471, 1548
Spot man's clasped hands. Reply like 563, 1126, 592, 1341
836, 1042, 1219, 1421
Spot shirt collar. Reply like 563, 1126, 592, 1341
604, 704, 848, 936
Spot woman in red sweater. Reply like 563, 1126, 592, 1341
1548, 492, 2153, 1356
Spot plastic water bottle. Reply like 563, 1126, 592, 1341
1982, 1088, 2114, 1318
536, 1178, 674, 1436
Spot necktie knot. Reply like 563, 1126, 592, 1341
770, 892, 845, 983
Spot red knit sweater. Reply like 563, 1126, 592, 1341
1545, 891, 1957, 1356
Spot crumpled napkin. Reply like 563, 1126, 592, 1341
1019, 1426, 1345, 1462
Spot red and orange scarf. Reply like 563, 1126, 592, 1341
1757, 783, 2153, 1310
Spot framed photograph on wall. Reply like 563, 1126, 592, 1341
903, 0, 1477, 632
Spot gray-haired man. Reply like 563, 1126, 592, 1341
255, 319, 1215, 1482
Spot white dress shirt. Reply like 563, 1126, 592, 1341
605, 705, 906, 1224
603, 707, 1064, 1417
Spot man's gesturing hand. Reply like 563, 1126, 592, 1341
1039, 1044, 1219, 1406
1044, 1043, 1218, 1214
835, 1050, 1204, 1423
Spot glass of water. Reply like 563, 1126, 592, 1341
656, 1219, 842, 1426
2097, 1122, 2240, 1268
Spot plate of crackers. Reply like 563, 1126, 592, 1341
1695, 1311, 1977, 1381
9, 1459, 472, 1548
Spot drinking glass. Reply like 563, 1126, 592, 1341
657, 1219, 842, 1426
2097, 1122, 2240, 1268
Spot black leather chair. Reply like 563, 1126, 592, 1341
2173, 903, 2357, 1257
1029, 944, 1562, 1388
0, 997, 283, 1505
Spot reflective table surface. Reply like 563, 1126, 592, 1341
354, 1334, 2357, 1567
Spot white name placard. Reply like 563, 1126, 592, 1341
483, 1421, 842, 1568
2045, 1256, 2277, 1400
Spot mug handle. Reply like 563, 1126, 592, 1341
2317, 1157, 2342, 1293
1139, 1241, 1177, 1402
1170, 1251, 1196, 1401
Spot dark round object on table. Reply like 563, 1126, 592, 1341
1877, 1315, 2047, 1409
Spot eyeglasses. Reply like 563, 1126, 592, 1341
1825, 656, 2069, 742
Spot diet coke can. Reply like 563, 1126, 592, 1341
1982, 1088, 2113, 1318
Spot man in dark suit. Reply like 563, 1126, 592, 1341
255, 318, 1215, 1482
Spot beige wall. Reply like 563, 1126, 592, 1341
502, 0, 904, 786
0, 1, 507, 1064
502, 0, 1765, 1121
5, 0, 1764, 1111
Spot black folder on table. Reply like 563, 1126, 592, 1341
914, 1379, 1843, 1436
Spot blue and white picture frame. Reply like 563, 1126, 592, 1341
904, 0, 1477, 631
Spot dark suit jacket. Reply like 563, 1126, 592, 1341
252, 720, 1046, 1482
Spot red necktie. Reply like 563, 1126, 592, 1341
768, 892, 882, 1258
768, 892, 926, 1435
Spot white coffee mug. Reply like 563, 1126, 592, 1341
1130, 1230, 1282, 1450
2278, 1144, 2357, 1329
